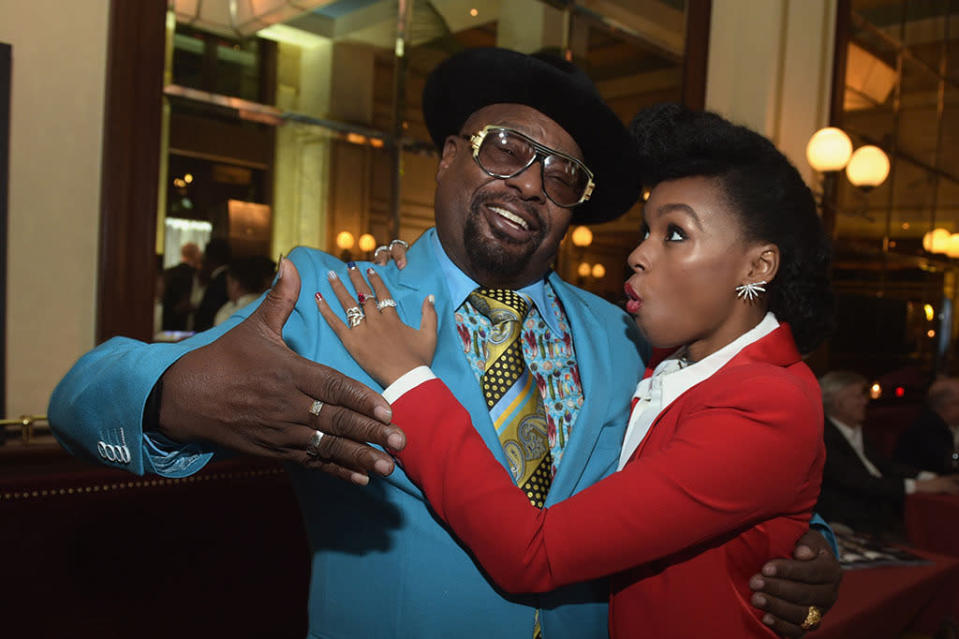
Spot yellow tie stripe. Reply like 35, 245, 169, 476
469, 288, 552, 508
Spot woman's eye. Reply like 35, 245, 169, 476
665, 224, 686, 242
639, 224, 650, 241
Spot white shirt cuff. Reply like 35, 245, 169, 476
382, 366, 436, 404
904, 478, 916, 494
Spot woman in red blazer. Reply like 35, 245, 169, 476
317, 104, 834, 638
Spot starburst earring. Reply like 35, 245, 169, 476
735, 280, 767, 302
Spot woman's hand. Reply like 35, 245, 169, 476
316, 265, 437, 388
372, 239, 409, 268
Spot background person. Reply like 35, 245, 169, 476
817, 370, 959, 539
895, 376, 959, 474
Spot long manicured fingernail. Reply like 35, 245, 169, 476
351, 472, 370, 486
427, 294, 435, 304
388, 432, 405, 451
374, 405, 392, 423
347, 261, 357, 270
327, 270, 338, 281
315, 292, 324, 303
367, 267, 376, 275
374, 459, 393, 475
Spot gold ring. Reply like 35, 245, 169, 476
800, 605, 822, 630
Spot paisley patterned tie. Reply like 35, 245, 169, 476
469, 288, 552, 508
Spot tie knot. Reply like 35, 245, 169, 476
469, 288, 530, 322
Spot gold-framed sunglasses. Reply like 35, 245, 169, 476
461, 126, 595, 208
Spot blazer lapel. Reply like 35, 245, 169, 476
546, 274, 619, 502
391, 230, 510, 471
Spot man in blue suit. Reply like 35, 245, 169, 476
50, 48, 839, 638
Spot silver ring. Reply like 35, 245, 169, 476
346, 306, 365, 328
306, 429, 325, 457
389, 239, 409, 250
376, 298, 397, 311
309, 399, 324, 416
373, 245, 390, 258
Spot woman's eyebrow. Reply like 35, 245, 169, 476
652, 202, 704, 231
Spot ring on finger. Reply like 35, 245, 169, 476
306, 429, 325, 457
373, 245, 390, 258
389, 239, 409, 250
309, 399, 324, 416
376, 298, 397, 311
346, 306, 365, 328
800, 605, 822, 631
357, 292, 377, 305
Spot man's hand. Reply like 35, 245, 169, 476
157, 257, 406, 485
749, 529, 842, 637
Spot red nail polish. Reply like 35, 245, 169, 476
315, 292, 323, 302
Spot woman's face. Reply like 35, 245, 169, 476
624, 176, 770, 361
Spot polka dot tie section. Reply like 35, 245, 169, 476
469, 288, 552, 509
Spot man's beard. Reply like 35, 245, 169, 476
462, 192, 546, 277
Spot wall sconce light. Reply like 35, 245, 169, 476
591, 263, 606, 279
577, 262, 592, 278
845, 145, 890, 190
806, 127, 889, 189
921, 227, 959, 259
358, 233, 377, 254
806, 127, 853, 173
571, 226, 593, 248
869, 382, 882, 400
336, 231, 355, 261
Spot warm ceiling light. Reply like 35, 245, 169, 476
928, 329, 937, 338
923, 228, 951, 253
947, 234, 959, 259
806, 127, 853, 172
358, 233, 376, 252
577, 262, 591, 277
335, 231, 355, 250
571, 225, 593, 247
591, 263, 606, 279
869, 383, 881, 400
924, 303, 935, 321
470, 8, 478, 17
845, 145, 890, 188
184, 173, 194, 184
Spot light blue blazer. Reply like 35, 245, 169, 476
49, 229, 646, 638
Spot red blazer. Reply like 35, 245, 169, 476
392, 324, 824, 638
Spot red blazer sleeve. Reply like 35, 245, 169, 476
391, 374, 823, 594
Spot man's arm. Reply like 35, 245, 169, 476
49, 256, 405, 484
750, 522, 842, 637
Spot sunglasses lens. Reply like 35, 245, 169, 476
476, 129, 589, 207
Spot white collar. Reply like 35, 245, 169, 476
652, 312, 780, 408
618, 313, 780, 469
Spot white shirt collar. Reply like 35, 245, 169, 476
656, 312, 781, 408
618, 312, 780, 469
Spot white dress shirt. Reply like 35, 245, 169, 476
617, 313, 780, 470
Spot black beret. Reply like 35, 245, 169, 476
423, 47, 640, 224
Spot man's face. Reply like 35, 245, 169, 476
433, 104, 581, 289
830, 383, 869, 427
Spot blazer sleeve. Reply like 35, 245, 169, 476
392, 375, 823, 594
